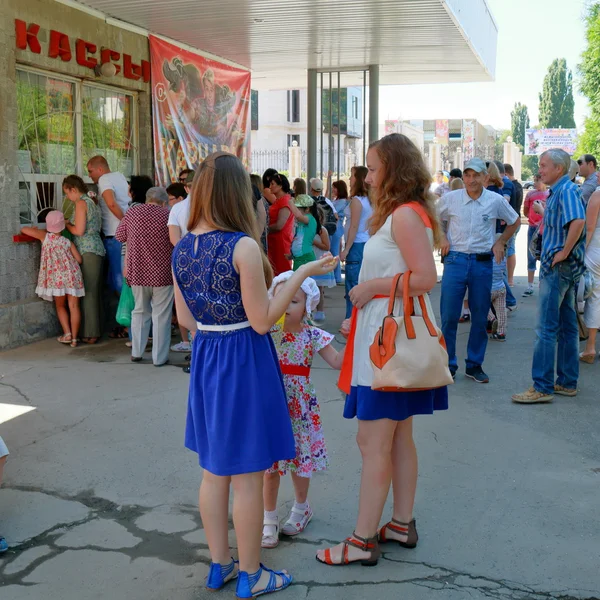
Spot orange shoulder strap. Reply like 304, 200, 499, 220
401, 201, 432, 229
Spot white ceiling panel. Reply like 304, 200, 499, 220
62, 0, 498, 89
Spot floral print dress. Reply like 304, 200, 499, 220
36, 232, 85, 302
268, 324, 333, 477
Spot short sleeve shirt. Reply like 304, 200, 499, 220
97, 172, 130, 236
167, 196, 191, 236
115, 204, 173, 287
437, 188, 519, 254
540, 175, 586, 280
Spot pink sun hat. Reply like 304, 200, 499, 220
46, 210, 66, 233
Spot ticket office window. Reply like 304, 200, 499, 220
16, 67, 138, 223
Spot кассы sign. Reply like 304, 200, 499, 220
15, 19, 150, 83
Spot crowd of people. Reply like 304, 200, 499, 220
5, 137, 599, 595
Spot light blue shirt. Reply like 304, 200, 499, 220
438, 189, 519, 254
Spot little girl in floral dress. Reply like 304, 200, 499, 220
22, 210, 84, 347
262, 272, 346, 549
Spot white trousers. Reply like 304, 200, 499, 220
131, 285, 174, 366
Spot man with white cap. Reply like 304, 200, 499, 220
438, 157, 520, 383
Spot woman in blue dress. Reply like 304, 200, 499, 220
172, 151, 336, 598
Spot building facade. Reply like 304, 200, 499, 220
1, 0, 153, 348
250, 87, 364, 176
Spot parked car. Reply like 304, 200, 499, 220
523, 181, 535, 190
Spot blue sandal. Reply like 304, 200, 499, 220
236, 564, 292, 598
206, 558, 238, 590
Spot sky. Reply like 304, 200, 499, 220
379, 0, 590, 133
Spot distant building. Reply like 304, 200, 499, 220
250, 87, 364, 174
407, 119, 498, 170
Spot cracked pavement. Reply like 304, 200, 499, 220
1, 239, 600, 600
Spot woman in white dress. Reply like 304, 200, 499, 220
316, 133, 448, 567
581, 186, 600, 362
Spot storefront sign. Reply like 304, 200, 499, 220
149, 35, 251, 184
15, 19, 150, 83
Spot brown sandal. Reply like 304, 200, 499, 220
378, 518, 418, 548
316, 531, 380, 567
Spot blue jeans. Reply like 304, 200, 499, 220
331, 229, 343, 284
344, 242, 365, 318
441, 252, 493, 372
532, 263, 579, 394
103, 237, 123, 294
504, 272, 516, 307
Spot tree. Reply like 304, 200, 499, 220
494, 129, 511, 161
538, 58, 576, 128
577, 3, 600, 157
510, 103, 530, 151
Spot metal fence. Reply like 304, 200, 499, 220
250, 147, 358, 178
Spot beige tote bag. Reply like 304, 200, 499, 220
369, 272, 454, 391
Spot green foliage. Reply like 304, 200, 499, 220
510, 103, 529, 151
494, 129, 511, 161
577, 3, 600, 156
576, 116, 600, 157
538, 58, 576, 128
523, 154, 539, 178
521, 166, 533, 182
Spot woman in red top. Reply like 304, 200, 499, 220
267, 174, 294, 275
522, 174, 549, 296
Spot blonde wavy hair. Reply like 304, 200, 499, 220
368, 134, 441, 245
486, 161, 503, 188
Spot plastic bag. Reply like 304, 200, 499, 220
116, 281, 135, 327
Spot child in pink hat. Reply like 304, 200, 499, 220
22, 211, 85, 347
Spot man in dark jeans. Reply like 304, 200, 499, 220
439, 158, 519, 383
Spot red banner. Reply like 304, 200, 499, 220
149, 35, 251, 185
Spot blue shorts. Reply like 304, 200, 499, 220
506, 224, 520, 258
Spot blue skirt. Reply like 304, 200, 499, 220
344, 385, 449, 421
186, 327, 296, 476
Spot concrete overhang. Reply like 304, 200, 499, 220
58, 0, 498, 88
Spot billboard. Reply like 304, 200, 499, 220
149, 35, 251, 185
462, 120, 474, 161
525, 128, 578, 156
435, 119, 449, 145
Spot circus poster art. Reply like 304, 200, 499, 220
149, 35, 251, 184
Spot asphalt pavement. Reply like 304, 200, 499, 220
1, 232, 599, 600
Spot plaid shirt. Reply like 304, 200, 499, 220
540, 175, 586, 280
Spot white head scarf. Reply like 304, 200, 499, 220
268, 271, 320, 316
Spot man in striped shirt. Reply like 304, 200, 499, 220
513, 149, 586, 404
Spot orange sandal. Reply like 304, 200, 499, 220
316, 532, 380, 567
378, 518, 418, 548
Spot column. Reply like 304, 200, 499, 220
307, 68, 318, 181
369, 64, 380, 146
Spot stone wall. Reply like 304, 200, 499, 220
0, 0, 153, 349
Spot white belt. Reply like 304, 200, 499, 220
196, 320, 251, 332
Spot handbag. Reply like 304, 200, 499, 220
578, 312, 589, 342
369, 271, 454, 391
116, 280, 135, 327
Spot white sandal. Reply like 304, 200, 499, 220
281, 505, 313, 536
261, 516, 280, 549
